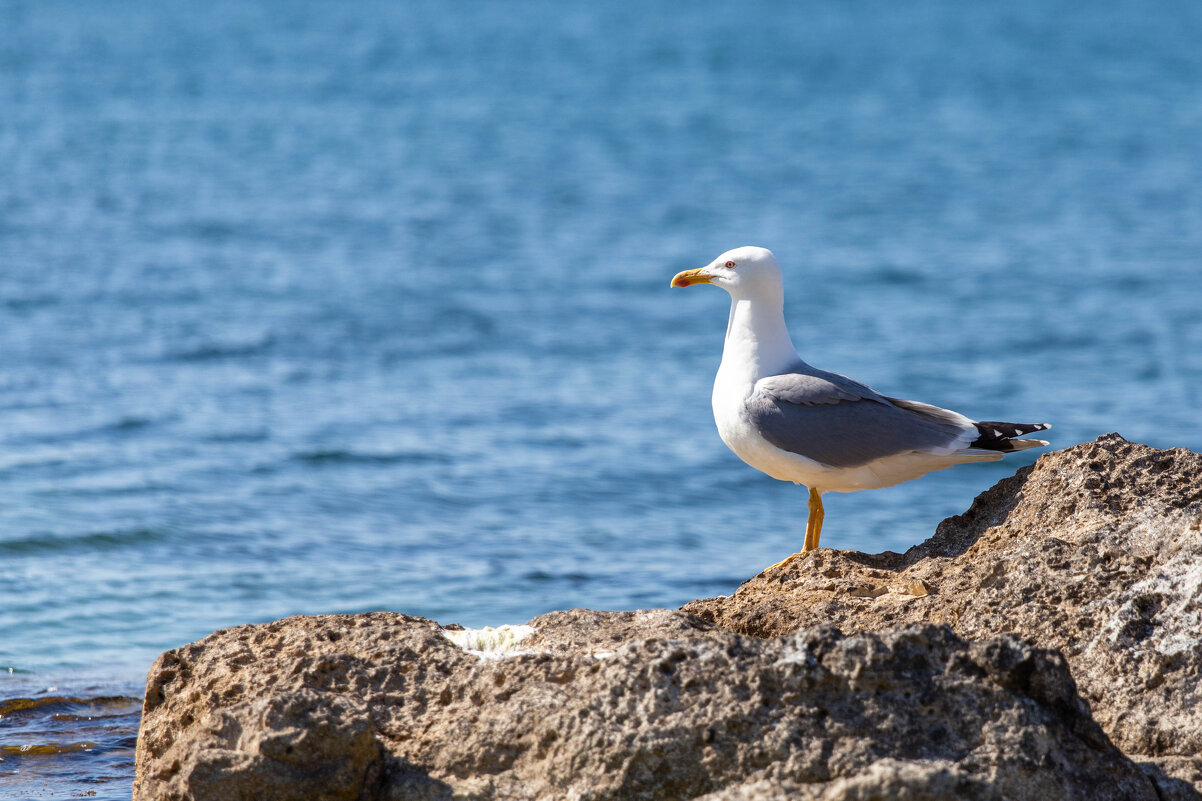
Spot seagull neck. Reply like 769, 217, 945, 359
720, 294, 800, 383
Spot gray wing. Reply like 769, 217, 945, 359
745, 368, 973, 468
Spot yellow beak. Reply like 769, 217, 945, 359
670, 268, 713, 288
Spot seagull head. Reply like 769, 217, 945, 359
670, 246, 783, 299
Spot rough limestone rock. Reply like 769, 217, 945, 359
135, 611, 1158, 801
134, 435, 1202, 800
684, 434, 1202, 795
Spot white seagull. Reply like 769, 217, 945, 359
671, 246, 1049, 568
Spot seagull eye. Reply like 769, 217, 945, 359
724, 261, 736, 268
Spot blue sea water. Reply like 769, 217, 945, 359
2, 0, 1201, 796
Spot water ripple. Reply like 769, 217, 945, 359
0, 528, 169, 556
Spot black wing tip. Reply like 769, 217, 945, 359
971, 421, 1051, 451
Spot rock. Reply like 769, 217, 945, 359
684, 434, 1202, 796
135, 612, 1158, 801
522, 607, 718, 655
134, 435, 1202, 800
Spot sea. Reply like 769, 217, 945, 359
2, 0, 1201, 797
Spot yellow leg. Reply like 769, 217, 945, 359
766, 487, 824, 571
803, 488, 824, 551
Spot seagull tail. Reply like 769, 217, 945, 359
969, 421, 1051, 452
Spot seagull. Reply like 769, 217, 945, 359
671, 246, 1049, 568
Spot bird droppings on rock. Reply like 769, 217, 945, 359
441, 624, 535, 658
